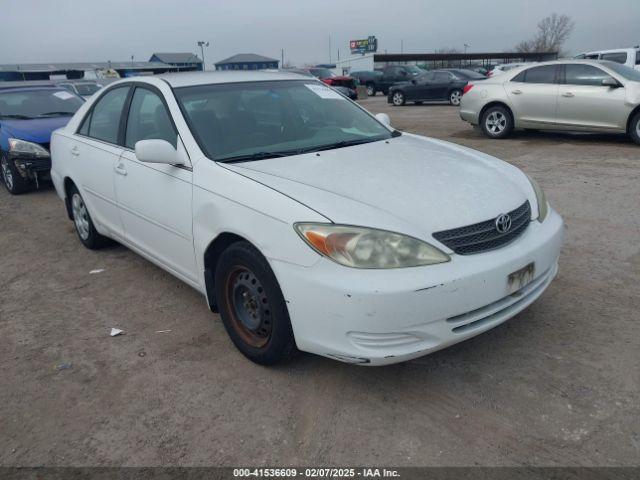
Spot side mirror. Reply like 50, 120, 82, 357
134, 139, 183, 165
602, 77, 622, 88
375, 113, 391, 127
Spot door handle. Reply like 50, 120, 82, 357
114, 164, 127, 176
562, 92, 575, 98
70, 146, 80, 156
511, 89, 523, 95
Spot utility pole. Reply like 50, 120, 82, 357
281, 49, 284, 69
401, 39, 404, 53
131, 55, 134, 66
197, 41, 210, 71
464, 43, 470, 66
329, 34, 332, 63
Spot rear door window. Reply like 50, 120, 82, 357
84, 86, 130, 144
520, 65, 558, 84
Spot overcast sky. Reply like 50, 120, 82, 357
2, 0, 639, 67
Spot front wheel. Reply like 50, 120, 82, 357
366, 83, 376, 96
449, 89, 462, 106
1, 154, 31, 194
215, 242, 297, 365
629, 112, 640, 145
391, 91, 405, 106
480, 105, 513, 139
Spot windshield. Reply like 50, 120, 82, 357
74, 84, 102, 96
405, 66, 423, 75
0, 89, 84, 119
175, 80, 393, 162
601, 61, 640, 81
453, 70, 486, 79
309, 68, 335, 79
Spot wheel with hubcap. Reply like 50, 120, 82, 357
1, 153, 31, 194
449, 89, 462, 106
629, 112, 640, 145
68, 184, 110, 249
366, 83, 376, 96
392, 91, 405, 106
480, 105, 513, 139
215, 242, 296, 365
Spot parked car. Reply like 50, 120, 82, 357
0, 85, 84, 194
352, 66, 424, 96
290, 69, 357, 99
57, 81, 103, 99
460, 60, 640, 144
488, 63, 532, 77
51, 71, 563, 366
350, 70, 383, 96
574, 46, 640, 71
387, 69, 470, 106
296, 68, 358, 99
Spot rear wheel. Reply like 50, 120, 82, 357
366, 83, 376, 96
629, 112, 640, 145
480, 105, 513, 139
449, 89, 462, 106
391, 91, 405, 106
68, 184, 110, 249
215, 241, 297, 365
1, 154, 31, 194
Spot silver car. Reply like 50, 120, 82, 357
460, 60, 640, 144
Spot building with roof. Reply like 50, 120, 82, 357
214, 54, 279, 71
149, 53, 203, 71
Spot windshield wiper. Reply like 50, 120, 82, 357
0, 114, 34, 120
218, 150, 302, 164
303, 137, 381, 153
37, 111, 75, 117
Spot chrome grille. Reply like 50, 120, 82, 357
433, 201, 531, 255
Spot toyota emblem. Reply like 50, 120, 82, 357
495, 214, 512, 234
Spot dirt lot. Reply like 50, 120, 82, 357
1, 96, 639, 467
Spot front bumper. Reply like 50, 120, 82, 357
271, 208, 564, 365
8, 152, 51, 179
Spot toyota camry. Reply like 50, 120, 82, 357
50, 71, 564, 365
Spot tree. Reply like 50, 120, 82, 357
515, 13, 574, 53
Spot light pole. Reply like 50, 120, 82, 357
197, 41, 209, 71
464, 43, 470, 66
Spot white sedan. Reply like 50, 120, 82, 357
51, 71, 564, 366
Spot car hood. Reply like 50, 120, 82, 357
0, 116, 72, 144
223, 134, 534, 241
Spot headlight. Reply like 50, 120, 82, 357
8, 138, 49, 157
295, 223, 450, 269
525, 174, 548, 222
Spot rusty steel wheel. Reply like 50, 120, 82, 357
214, 241, 297, 365
225, 266, 272, 348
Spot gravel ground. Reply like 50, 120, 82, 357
1, 96, 639, 467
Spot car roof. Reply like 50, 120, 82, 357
582, 47, 639, 55
152, 70, 313, 88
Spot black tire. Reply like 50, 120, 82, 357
391, 90, 406, 106
365, 83, 376, 97
68, 184, 110, 249
215, 241, 297, 365
629, 112, 640, 145
480, 105, 514, 139
1, 153, 32, 194
449, 89, 462, 106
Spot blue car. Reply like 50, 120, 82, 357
0, 86, 84, 194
